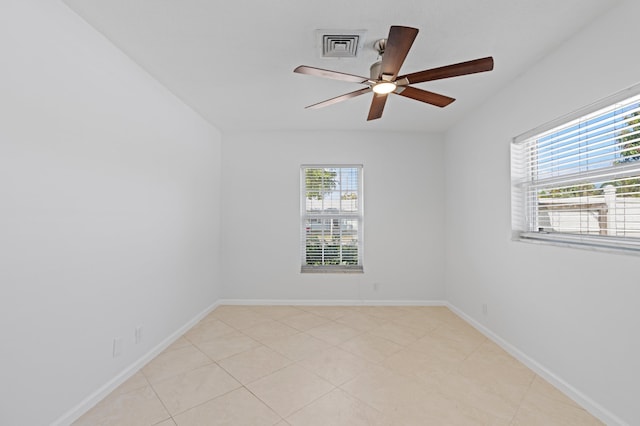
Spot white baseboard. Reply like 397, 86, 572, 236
446, 303, 628, 426
218, 299, 447, 306
52, 300, 220, 426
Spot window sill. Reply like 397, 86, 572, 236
514, 231, 640, 256
301, 265, 364, 274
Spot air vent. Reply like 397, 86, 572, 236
316, 29, 367, 58
323, 35, 359, 57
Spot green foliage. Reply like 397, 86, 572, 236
609, 109, 640, 195
601, 178, 640, 197
305, 168, 337, 200
617, 110, 640, 163
538, 184, 602, 199
341, 192, 358, 200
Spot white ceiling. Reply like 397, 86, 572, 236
61, 0, 620, 133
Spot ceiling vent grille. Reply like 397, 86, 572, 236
323, 35, 359, 57
317, 29, 367, 58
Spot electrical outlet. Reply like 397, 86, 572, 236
113, 337, 123, 358
482, 303, 488, 316
135, 326, 143, 344
373, 282, 380, 291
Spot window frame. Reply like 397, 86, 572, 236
511, 83, 640, 255
300, 164, 364, 273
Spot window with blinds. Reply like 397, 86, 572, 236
512, 85, 640, 253
301, 165, 363, 272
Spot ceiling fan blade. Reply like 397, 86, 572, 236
294, 65, 370, 84
397, 57, 494, 84
367, 93, 388, 121
396, 86, 455, 108
379, 26, 419, 80
305, 87, 372, 110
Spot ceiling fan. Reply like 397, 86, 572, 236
294, 25, 494, 121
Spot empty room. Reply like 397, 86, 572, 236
2, 0, 639, 425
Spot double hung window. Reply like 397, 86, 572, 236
512, 85, 640, 253
301, 165, 363, 272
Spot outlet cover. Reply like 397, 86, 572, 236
113, 338, 123, 358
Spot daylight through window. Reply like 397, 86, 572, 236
512, 86, 640, 252
301, 165, 363, 272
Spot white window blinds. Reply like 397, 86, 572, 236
512, 85, 640, 252
301, 165, 363, 272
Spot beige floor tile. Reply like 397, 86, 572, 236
407, 331, 476, 365
142, 345, 212, 384
242, 320, 300, 342
73, 386, 169, 426
208, 306, 269, 330
418, 370, 520, 421
340, 365, 435, 414
194, 331, 261, 361
341, 366, 502, 426
152, 363, 241, 415
305, 321, 362, 345
457, 340, 535, 407
173, 387, 281, 426
74, 306, 599, 426
113, 370, 149, 395
246, 364, 334, 417
248, 305, 305, 320
164, 337, 195, 353
262, 332, 331, 361
335, 312, 388, 331
297, 346, 372, 386
391, 311, 442, 332
338, 334, 402, 363
183, 319, 235, 345
297, 305, 355, 320
278, 312, 329, 331
402, 398, 510, 426
419, 306, 463, 323
528, 375, 581, 407
286, 388, 391, 426
217, 345, 292, 384
367, 321, 427, 346
429, 321, 486, 355
513, 388, 604, 425
353, 306, 408, 320
382, 347, 463, 378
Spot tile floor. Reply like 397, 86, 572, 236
73, 305, 603, 425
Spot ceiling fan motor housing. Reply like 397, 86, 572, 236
370, 61, 382, 80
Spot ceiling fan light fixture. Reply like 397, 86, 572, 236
372, 81, 396, 94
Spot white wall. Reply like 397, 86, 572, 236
0, 1, 222, 425
444, 1, 640, 424
221, 130, 445, 303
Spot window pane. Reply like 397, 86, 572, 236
301, 165, 362, 269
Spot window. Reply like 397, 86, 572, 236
512, 85, 640, 253
301, 165, 363, 272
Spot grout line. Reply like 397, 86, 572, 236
508, 373, 537, 425
147, 383, 173, 423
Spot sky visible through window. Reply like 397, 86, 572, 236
535, 96, 640, 182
